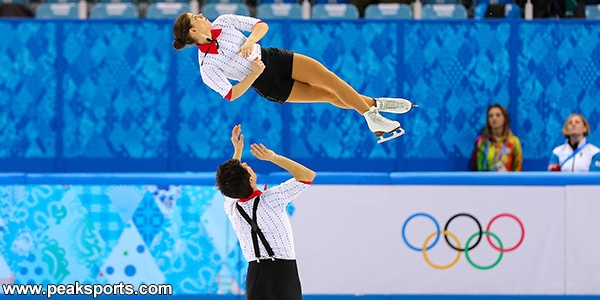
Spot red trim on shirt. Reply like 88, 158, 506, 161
225, 89, 233, 100
196, 29, 222, 54
238, 190, 262, 202
299, 180, 313, 185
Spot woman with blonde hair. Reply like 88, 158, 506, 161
470, 104, 522, 171
548, 113, 600, 172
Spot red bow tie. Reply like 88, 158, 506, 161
197, 29, 222, 54
238, 190, 262, 202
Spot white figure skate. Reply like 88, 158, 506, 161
363, 106, 405, 144
375, 98, 418, 114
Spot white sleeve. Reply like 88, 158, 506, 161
263, 178, 310, 209
200, 63, 233, 99
214, 14, 262, 32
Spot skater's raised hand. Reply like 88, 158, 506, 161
252, 144, 315, 182
231, 124, 244, 160
237, 40, 255, 59
250, 143, 276, 162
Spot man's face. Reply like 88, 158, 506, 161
241, 162, 257, 187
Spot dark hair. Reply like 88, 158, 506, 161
172, 12, 195, 50
483, 104, 511, 139
215, 159, 253, 199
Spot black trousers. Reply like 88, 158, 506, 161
246, 259, 302, 300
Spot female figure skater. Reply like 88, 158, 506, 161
172, 13, 416, 143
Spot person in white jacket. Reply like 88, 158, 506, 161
548, 113, 600, 172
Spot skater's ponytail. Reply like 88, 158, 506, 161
216, 159, 254, 199
173, 12, 196, 50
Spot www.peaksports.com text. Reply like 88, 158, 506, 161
2, 281, 173, 298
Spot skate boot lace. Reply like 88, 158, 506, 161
370, 109, 394, 126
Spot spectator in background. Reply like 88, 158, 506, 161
470, 104, 522, 172
548, 113, 600, 172
350, 0, 374, 18
0, 3, 34, 17
514, 0, 554, 17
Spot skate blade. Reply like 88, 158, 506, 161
399, 100, 419, 114
404, 101, 419, 113
377, 128, 405, 144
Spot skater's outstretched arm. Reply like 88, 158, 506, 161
250, 143, 316, 182
231, 124, 244, 160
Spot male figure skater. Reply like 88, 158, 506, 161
216, 124, 316, 299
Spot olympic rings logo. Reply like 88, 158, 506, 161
401, 213, 525, 270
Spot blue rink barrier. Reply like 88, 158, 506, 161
1, 172, 599, 299
1, 19, 600, 173
2, 172, 599, 185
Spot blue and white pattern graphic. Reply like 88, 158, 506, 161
0, 20, 599, 172
0, 184, 246, 295
518, 23, 600, 160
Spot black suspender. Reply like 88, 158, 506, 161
236, 196, 275, 262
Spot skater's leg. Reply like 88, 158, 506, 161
289, 54, 371, 113
287, 82, 375, 110
287, 53, 403, 139
287, 80, 401, 136
287, 81, 353, 109
288, 54, 413, 114
361, 96, 376, 108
